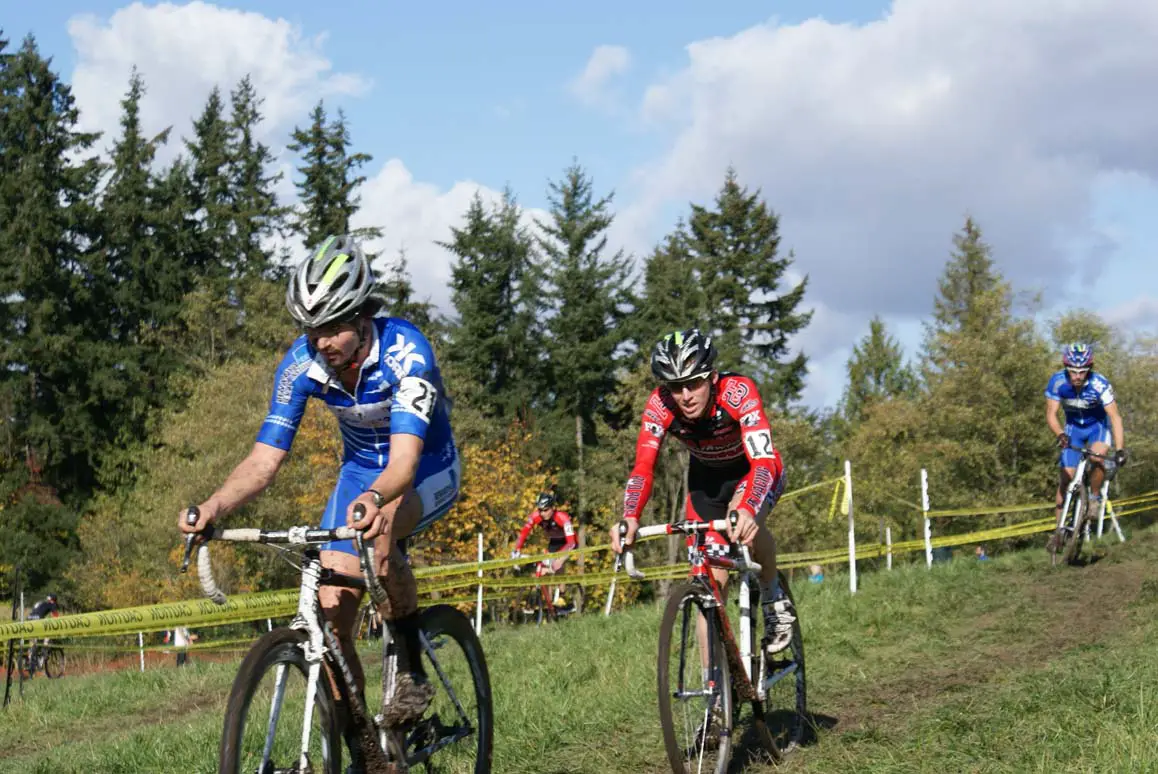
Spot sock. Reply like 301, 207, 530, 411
760, 574, 782, 604
388, 613, 426, 679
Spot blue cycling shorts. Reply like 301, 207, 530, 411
320, 443, 461, 556
1060, 421, 1111, 469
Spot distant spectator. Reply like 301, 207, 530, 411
164, 626, 198, 667
808, 564, 824, 584
975, 545, 989, 561
27, 593, 58, 621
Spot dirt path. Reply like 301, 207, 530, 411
795, 535, 1156, 766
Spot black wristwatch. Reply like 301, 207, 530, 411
366, 489, 387, 508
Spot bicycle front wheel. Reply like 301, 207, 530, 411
751, 571, 806, 757
658, 582, 733, 774
43, 646, 65, 679
1063, 487, 1089, 565
219, 627, 341, 774
397, 604, 493, 773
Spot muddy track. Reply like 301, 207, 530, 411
814, 540, 1154, 740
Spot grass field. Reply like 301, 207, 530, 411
4, 529, 1158, 773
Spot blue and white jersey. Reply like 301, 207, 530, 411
256, 316, 453, 468
1044, 370, 1115, 429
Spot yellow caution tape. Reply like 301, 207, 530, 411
7, 487, 1156, 644
0, 590, 299, 643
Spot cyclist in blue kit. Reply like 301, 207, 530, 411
178, 235, 458, 745
1045, 343, 1127, 546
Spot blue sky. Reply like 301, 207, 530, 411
7, 1, 1158, 408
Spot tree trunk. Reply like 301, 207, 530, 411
575, 413, 586, 612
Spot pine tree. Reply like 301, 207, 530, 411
919, 218, 1053, 503
0, 35, 105, 496
841, 316, 915, 423
538, 163, 633, 430
441, 190, 543, 418
184, 85, 232, 284
924, 216, 1002, 365
536, 162, 633, 602
634, 225, 705, 356
685, 168, 811, 408
380, 248, 436, 330
228, 75, 286, 281
288, 101, 379, 248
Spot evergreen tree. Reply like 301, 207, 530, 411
380, 248, 436, 330
685, 168, 811, 408
536, 162, 633, 600
634, 226, 705, 356
537, 163, 633, 432
924, 216, 1003, 366
184, 85, 232, 285
919, 218, 1053, 503
441, 190, 543, 418
841, 316, 915, 423
228, 75, 286, 281
0, 35, 105, 496
288, 101, 379, 248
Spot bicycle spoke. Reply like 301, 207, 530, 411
659, 586, 732, 774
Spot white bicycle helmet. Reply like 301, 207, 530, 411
285, 234, 376, 327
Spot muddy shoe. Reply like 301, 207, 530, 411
1045, 531, 1061, 554
382, 672, 435, 728
762, 597, 797, 654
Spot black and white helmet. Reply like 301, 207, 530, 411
650, 328, 717, 383
286, 234, 376, 328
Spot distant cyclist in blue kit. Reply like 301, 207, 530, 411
1044, 343, 1127, 548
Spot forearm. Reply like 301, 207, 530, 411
368, 456, 420, 505
1046, 408, 1064, 437
1111, 414, 1125, 450
206, 455, 279, 517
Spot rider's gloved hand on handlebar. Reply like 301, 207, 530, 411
1056, 432, 1069, 449
1115, 448, 1129, 468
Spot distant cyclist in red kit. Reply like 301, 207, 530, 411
610, 328, 795, 653
511, 489, 576, 607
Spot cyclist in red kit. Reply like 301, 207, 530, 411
610, 328, 795, 653
511, 489, 576, 607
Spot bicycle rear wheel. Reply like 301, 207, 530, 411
219, 627, 341, 774
43, 646, 64, 679
749, 571, 806, 758
396, 604, 493, 773
658, 582, 733, 774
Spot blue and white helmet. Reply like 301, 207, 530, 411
1061, 342, 1094, 369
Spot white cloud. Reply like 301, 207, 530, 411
1104, 295, 1158, 333
629, 0, 1158, 319
68, 1, 370, 158
569, 44, 631, 107
353, 160, 550, 314
62, 2, 527, 316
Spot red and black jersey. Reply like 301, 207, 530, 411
514, 509, 577, 552
623, 373, 784, 521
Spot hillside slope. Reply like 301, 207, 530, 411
4, 530, 1158, 773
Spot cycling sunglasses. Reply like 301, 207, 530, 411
665, 373, 712, 393
1065, 366, 1091, 378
